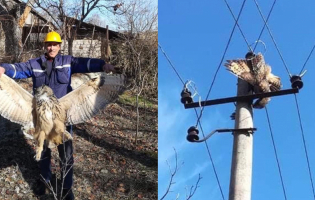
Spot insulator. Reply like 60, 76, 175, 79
187, 126, 199, 142
290, 75, 303, 89
245, 52, 255, 60
181, 89, 193, 104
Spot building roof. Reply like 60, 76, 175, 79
64, 17, 120, 39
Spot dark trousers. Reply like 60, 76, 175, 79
39, 126, 73, 189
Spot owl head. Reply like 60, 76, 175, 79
35, 85, 54, 99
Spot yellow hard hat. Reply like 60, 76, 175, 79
44, 31, 62, 43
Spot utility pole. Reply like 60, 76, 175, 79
229, 78, 253, 200
183, 60, 300, 199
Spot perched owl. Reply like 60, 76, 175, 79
0, 73, 125, 160
224, 52, 282, 108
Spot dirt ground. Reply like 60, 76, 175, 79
0, 93, 157, 200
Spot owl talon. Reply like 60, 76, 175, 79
34, 154, 41, 161
64, 131, 73, 140
35, 148, 43, 161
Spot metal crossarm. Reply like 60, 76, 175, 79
184, 88, 299, 109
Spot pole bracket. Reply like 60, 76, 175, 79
187, 127, 257, 143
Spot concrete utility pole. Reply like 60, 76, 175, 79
183, 55, 298, 199
229, 78, 254, 200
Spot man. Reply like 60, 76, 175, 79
0, 31, 115, 200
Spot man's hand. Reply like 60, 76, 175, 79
0, 67, 5, 77
103, 63, 116, 73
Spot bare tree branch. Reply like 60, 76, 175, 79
160, 148, 184, 200
160, 148, 202, 200
185, 174, 202, 200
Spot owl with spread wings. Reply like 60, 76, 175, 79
224, 52, 282, 108
0, 73, 125, 160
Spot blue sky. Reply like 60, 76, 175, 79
158, 1, 315, 199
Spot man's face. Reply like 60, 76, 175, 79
45, 42, 61, 58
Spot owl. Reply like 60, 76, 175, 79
224, 52, 282, 108
113, 3, 123, 12
0, 73, 125, 160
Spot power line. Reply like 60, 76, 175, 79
294, 94, 315, 199
158, 43, 204, 122
254, 1, 315, 195
300, 42, 315, 74
194, 2, 248, 197
265, 107, 287, 200
195, 0, 248, 127
253, 0, 277, 52
252, 2, 315, 198
252, 1, 315, 196
252, 0, 291, 77
158, 43, 185, 85
158, 43, 225, 199
222, 0, 252, 52
199, 123, 225, 200
252, 3, 287, 196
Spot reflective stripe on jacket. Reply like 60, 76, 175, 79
1, 54, 105, 98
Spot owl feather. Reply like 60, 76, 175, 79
0, 73, 126, 160
224, 53, 282, 108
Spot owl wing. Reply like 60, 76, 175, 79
0, 74, 34, 128
59, 73, 126, 125
71, 73, 100, 90
265, 65, 282, 91
224, 59, 255, 85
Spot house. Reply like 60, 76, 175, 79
61, 17, 120, 59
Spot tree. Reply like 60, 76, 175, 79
0, 0, 23, 62
110, 0, 157, 144
160, 148, 202, 200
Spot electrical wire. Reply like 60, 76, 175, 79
253, 0, 277, 52
195, 0, 248, 127
199, 122, 225, 200
252, 1, 315, 198
265, 107, 287, 200
294, 94, 315, 199
253, 1, 315, 198
222, 0, 252, 52
158, 43, 185, 85
252, 1, 315, 199
158, 43, 225, 199
251, 2, 290, 199
300, 42, 315, 75
252, 0, 291, 77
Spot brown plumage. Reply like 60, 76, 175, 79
113, 3, 123, 12
0, 73, 125, 160
224, 52, 281, 108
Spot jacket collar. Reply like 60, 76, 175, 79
40, 53, 62, 69
41, 53, 62, 62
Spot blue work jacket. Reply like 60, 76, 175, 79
1, 54, 105, 98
